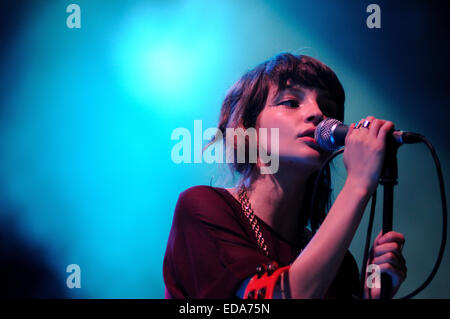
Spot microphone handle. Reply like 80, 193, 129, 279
333, 124, 422, 147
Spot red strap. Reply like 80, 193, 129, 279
244, 262, 290, 299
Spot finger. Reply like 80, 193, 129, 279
355, 118, 365, 129
376, 231, 405, 247
377, 120, 395, 141
360, 116, 375, 133
378, 262, 407, 287
368, 119, 383, 139
374, 230, 383, 244
365, 115, 375, 124
354, 117, 369, 131
372, 248, 406, 270
372, 251, 406, 269
373, 242, 403, 258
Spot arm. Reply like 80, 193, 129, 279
289, 117, 397, 298
238, 179, 368, 299
242, 196, 407, 300
288, 178, 370, 298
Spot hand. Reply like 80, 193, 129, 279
364, 230, 407, 299
343, 116, 395, 195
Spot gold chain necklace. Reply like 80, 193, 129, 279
238, 186, 269, 257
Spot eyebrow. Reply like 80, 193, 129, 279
273, 87, 306, 103
272, 87, 339, 116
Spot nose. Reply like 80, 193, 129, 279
305, 102, 325, 125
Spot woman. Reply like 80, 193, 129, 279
163, 53, 407, 299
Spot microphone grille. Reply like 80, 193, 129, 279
315, 118, 342, 152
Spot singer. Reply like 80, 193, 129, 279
163, 53, 407, 299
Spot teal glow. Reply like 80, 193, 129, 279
0, 0, 448, 299
112, 0, 231, 115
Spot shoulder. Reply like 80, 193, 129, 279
178, 185, 222, 201
174, 185, 240, 224
177, 185, 230, 209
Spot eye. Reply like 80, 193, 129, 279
278, 99, 300, 108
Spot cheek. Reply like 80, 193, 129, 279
256, 110, 296, 153
257, 109, 296, 135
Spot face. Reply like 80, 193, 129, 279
255, 83, 336, 172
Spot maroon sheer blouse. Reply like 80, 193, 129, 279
163, 185, 360, 299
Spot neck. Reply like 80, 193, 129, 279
241, 162, 316, 245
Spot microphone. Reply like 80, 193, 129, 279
314, 118, 423, 152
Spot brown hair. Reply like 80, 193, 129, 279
205, 53, 345, 231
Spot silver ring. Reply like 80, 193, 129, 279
362, 120, 371, 128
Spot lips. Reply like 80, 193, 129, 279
297, 128, 321, 151
297, 128, 316, 140
298, 136, 316, 143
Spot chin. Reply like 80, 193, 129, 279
279, 153, 323, 170
277, 144, 325, 166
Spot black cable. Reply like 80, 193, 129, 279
359, 189, 376, 298
398, 135, 447, 299
310, 134, 447, 299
